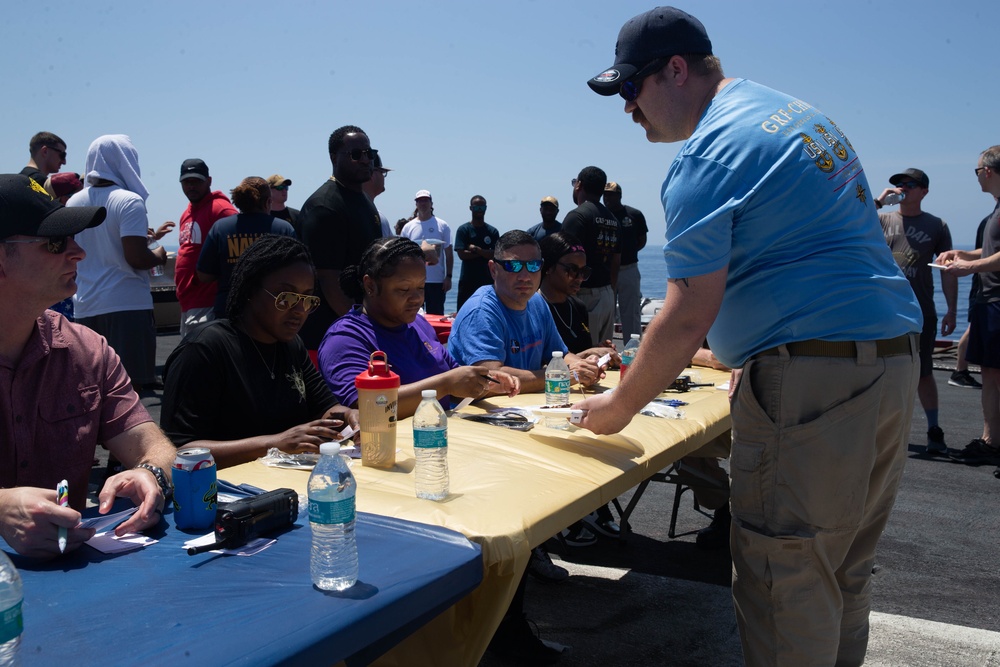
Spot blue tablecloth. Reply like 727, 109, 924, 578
6, 490, 482, 666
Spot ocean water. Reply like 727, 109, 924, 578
445, 244, 972, 342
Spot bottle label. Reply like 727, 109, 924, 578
414, 427, 447, 449
545, 378, 570, 394
0, 600, 23, 644
308, 496, 356, 525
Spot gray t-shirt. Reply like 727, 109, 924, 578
880, 210, 952, 316
976, 202, 1000, 303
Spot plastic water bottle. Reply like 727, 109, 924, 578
308, 442, 358, 591
0, 551, 23, 666
882, 191, 905, 206
413, 390, 449, 500
620, 334, 641, 380
545, 351, 571, 429
148, 240, 165, 278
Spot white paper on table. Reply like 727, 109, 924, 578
717, 381, 731, 391
86, 531, 157, 554
182, 532, 276, 557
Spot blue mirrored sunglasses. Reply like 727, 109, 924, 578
498, 259, 542, 273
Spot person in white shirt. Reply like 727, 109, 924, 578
400, 189, 452, 314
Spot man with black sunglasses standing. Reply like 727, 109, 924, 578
20, 132, 67, 186
0, 174, 176, 558
562, 166, 621, 347
877, 168, 957, 455
297, 125, 383, 350
578, 7, 921, 666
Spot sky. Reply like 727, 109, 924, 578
4, 1, 998, 252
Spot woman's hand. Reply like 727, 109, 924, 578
269, 419, 347, 454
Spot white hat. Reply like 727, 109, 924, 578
415, 189, 432, 200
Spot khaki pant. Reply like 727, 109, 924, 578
729, 339, 918, 667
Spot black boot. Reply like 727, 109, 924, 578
695, 504, 731, 550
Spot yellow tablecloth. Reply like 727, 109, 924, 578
224, 368, 732, 666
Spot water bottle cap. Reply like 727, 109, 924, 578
421, 389, 436, 398
552, 351, 564, 358
319, 442, 341, 456
630, 334, 641, 339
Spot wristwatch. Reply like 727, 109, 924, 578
135, 463, 173, 500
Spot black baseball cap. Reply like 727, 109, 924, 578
179, 158, 210, 182
588, 6, 713, 96
889, 168, 929, 188
0, 174, 105, 240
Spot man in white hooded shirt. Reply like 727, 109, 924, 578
67, 135, 169, 389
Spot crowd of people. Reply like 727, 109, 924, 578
5, 5, 1000, 666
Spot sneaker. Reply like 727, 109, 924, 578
488, 613, 562, 665
559, 524, 597, 548
925, 426, 948, 456
994, 466, 1000, 480
582, 512, 621, 539
948, 370, 983, 389
696, 505, 731, 550
949, 439, 1000, 466
528, 547, 569, 583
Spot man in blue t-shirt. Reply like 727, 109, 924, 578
582, 7, 921, 666
449, 230, 600, 393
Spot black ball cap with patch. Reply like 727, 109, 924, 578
0, 174, 105, 239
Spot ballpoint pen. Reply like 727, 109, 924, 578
56, 479, 69, 553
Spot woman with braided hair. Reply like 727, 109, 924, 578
318, 236, 519, 418
161, 234, 357, 468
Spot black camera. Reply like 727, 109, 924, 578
187, 488, 299, 555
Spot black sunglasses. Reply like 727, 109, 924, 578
1, 235, 72, 254
619, 57, 673, 102
558, 262, 592, 280
345, 148, 378, 161
271, 185, 289, 191
47, 145, 67, 160
498, 259, 542, 273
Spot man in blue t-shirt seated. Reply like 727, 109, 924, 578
449, 230, 600, 393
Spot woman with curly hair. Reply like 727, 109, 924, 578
196, 176, 296, 317
161, 234, 357, 468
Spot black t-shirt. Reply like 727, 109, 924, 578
161, 320, 337, 447
196, 212, 297, 316
606, 203, 648, 265
455, 221, 500, 287
545, 295, 591, 354
561, 200, 621, 288
20, 166, 44, 186
272, 206, 299, 227
297, 178, 382, 347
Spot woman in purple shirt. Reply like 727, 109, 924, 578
318, 237, 518, 417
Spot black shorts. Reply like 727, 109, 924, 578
918, 314, 936, 378
967, 301, 1000, 368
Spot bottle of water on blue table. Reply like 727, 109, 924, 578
0, 550, 23, 666
308, 442, 358, 591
